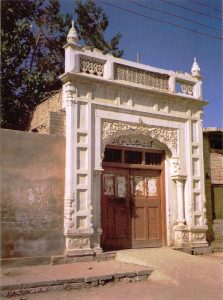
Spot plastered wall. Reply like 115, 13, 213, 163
1, 129, 65, 258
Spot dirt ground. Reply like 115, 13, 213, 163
9, 251, 223, 300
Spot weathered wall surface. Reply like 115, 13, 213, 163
1, 129, 65, 258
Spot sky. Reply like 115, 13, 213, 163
61, 0, 222, 128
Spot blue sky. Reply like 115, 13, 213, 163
61, 0, 222, 128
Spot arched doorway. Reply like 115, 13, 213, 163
101, 144, 166, 251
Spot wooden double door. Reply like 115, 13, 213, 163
101, 167, 163, 250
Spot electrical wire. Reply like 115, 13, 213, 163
189, 0, 222, 14
159, 0, 222, 21
98, 1, 222, 41
126, 0, 222, 33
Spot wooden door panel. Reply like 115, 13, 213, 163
101, 168, 131, 250
133, 207, 146, 240
131, 169, 162, 248
148, 207, 159, 239
107, 206, 114, 239
102, 167, 163, 250
116, 205, 129, 239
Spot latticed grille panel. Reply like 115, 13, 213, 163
80, 58, 104, 76
114, 63, 169, 90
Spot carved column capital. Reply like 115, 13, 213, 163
65, 81, 77, 106
171, 174, 187, 182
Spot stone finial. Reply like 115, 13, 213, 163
67, 20, 79, 44
191, 57, 201, 78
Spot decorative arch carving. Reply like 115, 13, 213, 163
101, 120, 179, 157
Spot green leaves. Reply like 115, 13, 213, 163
74, 0, 123, 57
1, 0, 123, 130
1, 0, 72, 130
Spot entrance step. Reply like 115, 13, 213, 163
0, 260, 152, 298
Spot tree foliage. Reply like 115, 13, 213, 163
1, 0, 123, 130
74, 0, 123, 57
1, 0, 72, 130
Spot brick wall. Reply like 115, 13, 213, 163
210, 150, 223, 184
30, 91, 65, 136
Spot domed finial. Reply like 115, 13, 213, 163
67, 20, 79, 44
191, 57, 201, 78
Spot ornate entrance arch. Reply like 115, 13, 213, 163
101, 120, 179, 158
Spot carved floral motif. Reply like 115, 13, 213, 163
174, 230, 189, 242
176, 80, 194, 96
191, 233, 205, 241
69, 238, 89, 248
115, 63, 169, 90
80, 58, 104, 77
102, 121, 178, 155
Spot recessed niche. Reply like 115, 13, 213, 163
195, 215, 202, 227
192, 121, 198, 142
77, 216, 87, 229
77, 190, 87, 211
192, 145, 199, 155
192, 158, 200, 176
194, 193, 201, 211
78, 103, 87, 129
78, 174, 87, 185
193, 180, 200, 190
77, 149, 87, 169
78, 133, 88, 144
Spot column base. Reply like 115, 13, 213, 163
173, 225, 209, 249
64, 230, 103, 257
173, 225, 190, 248
91, 227, 103, 254
64, 233, 94, 257
189, 227, 209, 248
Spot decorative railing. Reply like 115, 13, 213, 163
80, 58, 104, 77
71, 54, 201, 99
176, 79, 194, 96
114, 63, 169, 91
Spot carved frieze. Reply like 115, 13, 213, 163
69, 237, 89, 249
190, 232, 206, 242
114, 63, 169, 91
102, 120, 178, 155
173, 227, 190, 247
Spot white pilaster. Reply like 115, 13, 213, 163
64, 82, 76, 252
172, 175, 187, 225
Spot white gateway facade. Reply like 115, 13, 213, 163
60, 24, 208, 256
